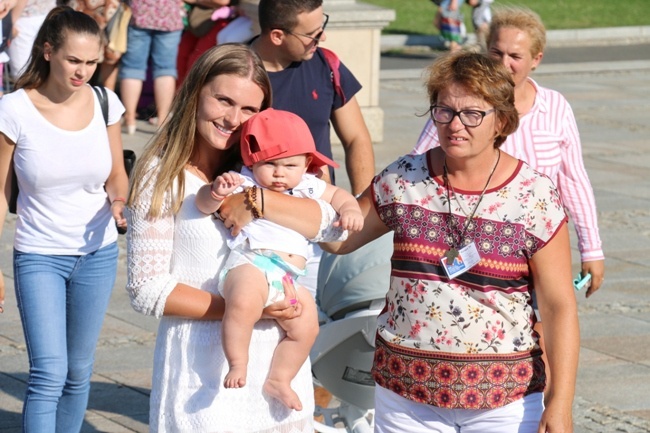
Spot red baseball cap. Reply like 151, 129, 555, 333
240, 108, 339, 170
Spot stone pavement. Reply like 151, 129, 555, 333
2, 39, 650, 433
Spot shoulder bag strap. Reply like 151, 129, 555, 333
92, 85, 109, 125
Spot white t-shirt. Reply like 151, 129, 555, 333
0, 86, 125, 254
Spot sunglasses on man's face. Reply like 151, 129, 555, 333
282, 13, 329, 44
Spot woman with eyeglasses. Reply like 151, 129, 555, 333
321, 51, 579, 433
413, 6, 605, 299
413, 6, 603, 396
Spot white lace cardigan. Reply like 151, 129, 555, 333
124, 165, 346, 432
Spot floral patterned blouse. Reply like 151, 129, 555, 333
370, 151, 567, 410
129, 0, 184, 32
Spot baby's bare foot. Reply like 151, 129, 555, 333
224, 366, 247, 388
263, 379, 303, 410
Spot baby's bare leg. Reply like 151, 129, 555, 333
222, 264, 267, 388
264, 286, 319, 410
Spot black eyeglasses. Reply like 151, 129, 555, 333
430, 106, 495, 127
283, 14, 329, 44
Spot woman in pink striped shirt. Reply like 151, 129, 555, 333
413, 6, 605, 297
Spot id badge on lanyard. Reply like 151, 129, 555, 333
441, 242, 481, 279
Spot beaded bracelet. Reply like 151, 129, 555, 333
251, 186, 263, 219
259, 187, 265, 216
245, 186, 263, 219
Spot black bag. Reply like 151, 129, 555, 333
123, 149, 136, 178
8, 87, 136, 216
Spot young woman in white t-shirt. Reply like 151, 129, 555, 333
0, 7, 128, 431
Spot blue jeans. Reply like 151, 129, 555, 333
13, 243, 118, 433
119, 26, 182, 81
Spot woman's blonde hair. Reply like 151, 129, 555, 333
425, 51, 519, 148
127, 44, 272, 218
488, 6, 546, 58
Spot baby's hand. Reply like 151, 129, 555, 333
212, 172, 244, 199
338, 209, 364, 232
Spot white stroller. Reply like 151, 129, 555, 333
311, 233, 394, 433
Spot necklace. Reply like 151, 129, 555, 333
186, 160, 210, 184
442, 150, 501, 263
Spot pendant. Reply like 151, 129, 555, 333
444, 248, 459, 263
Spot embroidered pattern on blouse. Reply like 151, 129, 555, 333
369, 155, 566, 409
372, 337, 545, 409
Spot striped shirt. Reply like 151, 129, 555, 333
412, 78, 603, 262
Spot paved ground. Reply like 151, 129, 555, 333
2, 35, 650, 432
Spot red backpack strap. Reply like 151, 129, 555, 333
320, 47, 347, 105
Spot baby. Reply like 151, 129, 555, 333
196, 108, 364, 410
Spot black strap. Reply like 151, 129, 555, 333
8, 159, 18, 214
92, 85, 109, 125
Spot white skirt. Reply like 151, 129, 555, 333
149, 316, 315, 433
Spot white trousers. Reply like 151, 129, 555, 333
374, 385, 544, 433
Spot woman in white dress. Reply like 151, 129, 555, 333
126, 44, 342, 432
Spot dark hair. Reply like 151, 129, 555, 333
258, 0, 323, 33
425, 51, 519, 148
15, 6, 100, 90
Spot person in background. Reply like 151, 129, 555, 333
125, 44, 346, 432
215, 0, 253, 45
0, 0, 17, 96
468, 0, 493, 51
0, 0, 16, 309
0, 7, 128, 431
412, 6, 605, 385
434, 0, 465, 52
176, 0, 232, 89
321, 51, 579, 433
119, 0, 183, 134
250, 0, 375, 302
251, 0, 374, 197
0, 0, 17, 19
7, 0, 56, 80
